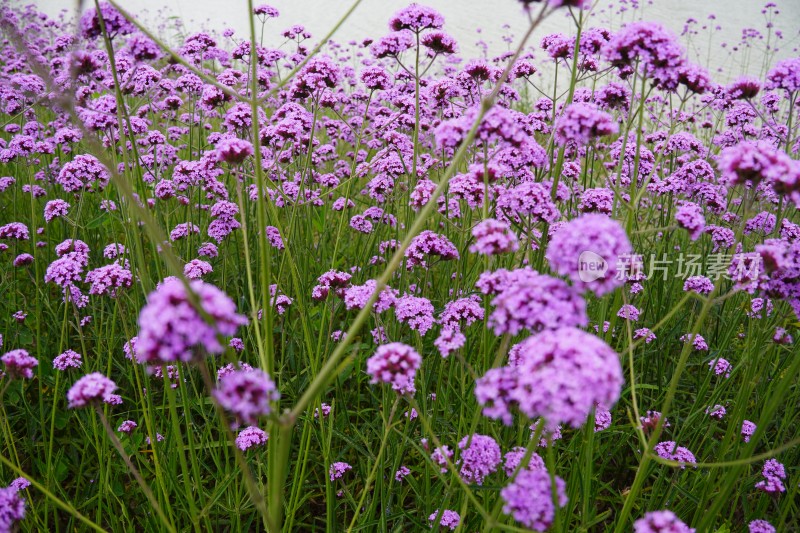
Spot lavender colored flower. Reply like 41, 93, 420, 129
329, 461, 352, 481
53, 349, 82, 371
706, 404, 726, 420
748, 520, 776, 533
343, 280, 397, 313
683, 275, 714, 295
488, 270, 588, 336
13, 254, 33, 267
496, 182, 560, 225
214, 368, 279, 425
393, 295, 435, 336
476, 327, 623, 427
503, 447, 545, 476
675, 202, 705, 241
235, 426, 269, 451
741, 420, 756, 443
44, 200, 70, 222
654, 441, 696, 468
67, 372, 118, 408
1, 349, 38, 379
0, 486, 26, 532
0, 223, 29, 241
457, 434, 501, 485
428, 509, 460, 531
546, 214, 633, 296
118, 420, 137, 434
136, 278, 247, 364
215, 137, 254, 164
394, 466, 410, 482
633, 510, 695, 533
470, 218, 519, 255
405, 230, 459, 270
366, 342, 421, 395
184, 259, 213, 279
617, 304, 640, 321
389, 4, 444, 32
434, 328, 465, 358
501, 468, 567, 531
85, 263, 133, 297
56, 154, 110, 193
555, 103, 618, 146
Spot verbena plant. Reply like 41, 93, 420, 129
0, 0, 798, 531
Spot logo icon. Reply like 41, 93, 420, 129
578, 251, 607, 282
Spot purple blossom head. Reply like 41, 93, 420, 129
470, 219, 519, 255
0, 486, 26, 531
0, 223, 30, 241
428, 509, 460, 530
56, 155, 110, 193
393, 295, 435, 336
389, 4, 444, 33
501, 468, 567, 531
214, 368, 279, 426
1, 349, 38, 379
555, 103, 618, 146
476, 327, 622, 427
488, 270, 588, 336
67, 372, 118, 408
235, 426, 269, 451
633, 510, 695, 533
457, 434, 501, 485
654, 441, 696, 468
748, 520, 776, 533
675, 202, 705, 240
741, 420, 756, 442
366, 342, 421, 395
215, 137, 254, 164
80, 2, 134, 39
136, 278, 248, 364
405, 230, 459, 270
546, 214, 633, 296
329, 461, 352, 481
53, 349, 82, 371
44, 200, 70, 223
86, 263, 133, 297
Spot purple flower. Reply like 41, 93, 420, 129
501, 468, 567, 531
343, 280, 397, 313
44, 200, 70, 222
1, 349, 38, 379
214, 368, 279, 426
85, 263, 133, 297
394, 466, 410, 482
765, 57, 800, 93
53, 350, 82, 371
434, 328, 465, 358
405, 230, 459, 270
476, 327, 623, 427
741, 420, 756, 443
555, 103, 618, 146
235, 426, 269, 451
496, 182, 560, 225
393, 295, 435, 336
13, 254, 33, 267
675, 202, 705, 241
215, 137, 254, 164
748, 520, 776, 533
470, 219, 519, 255
603, 22, 685, 90
389, 4, 444, 32
0, 486, 26, 532
329, 461, 352, 481
67, 372, 118, 408
706, 404, 726, 420
546, 214, 633, 296
428, 509, 460, 531
366, 342, 421, 395
488, 270, 588, 335
634, 510, 695, 533
0, 223, 29, 241
617, 304, 640, 321
683, 275, 714, 295
56, 154, 110, 193
654, 441, 696, 468
184, 259, 213, 279
80, 2, 134, 39
136, 278, 247, 364
503, 447, 545, 476
118, 420, 137, 434
457, 434, 501, 485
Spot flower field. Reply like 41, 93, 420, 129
0, 0, 799, 531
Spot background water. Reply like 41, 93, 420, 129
31, 0, 800, 82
